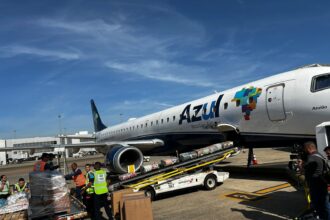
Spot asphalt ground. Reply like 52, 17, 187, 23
0, 148, 307, 219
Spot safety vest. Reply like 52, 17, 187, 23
73, 171, 86, 187
85, 171, 94, 194
94, 170, 108, 195
33, 160, 46, 172
15, 183, 27, 192
0, 181, 10, 195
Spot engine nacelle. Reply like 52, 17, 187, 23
105, 145, 144, 174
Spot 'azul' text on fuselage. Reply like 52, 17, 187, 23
179, 94, 223, 125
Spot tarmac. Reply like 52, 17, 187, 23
0, 147, 307, 219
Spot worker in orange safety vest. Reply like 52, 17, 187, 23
65, 162, 86, 201
33, 153, 51, 172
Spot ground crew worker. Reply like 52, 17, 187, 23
48, 153, 59, 170
14, 178, 29, 194
324, 146, 330, 160
33, 153, 50, 172
93, 161, 113, 220
82, 164, 94, 218
303, 141, 330, 219
65, 163, 86, 201
0, 175, 10, 199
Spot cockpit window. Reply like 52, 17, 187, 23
312, 74, 330, 92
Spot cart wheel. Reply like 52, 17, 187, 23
144, 187, 156, 201
204, 174, 217, 190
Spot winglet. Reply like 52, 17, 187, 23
91, 99, 107, 132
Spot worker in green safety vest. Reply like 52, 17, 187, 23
93, 161, 113, 220
0, 175, 11, 199
82, 164, 95, 218
14, 178, 30, 194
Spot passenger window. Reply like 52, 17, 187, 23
313, 74, 330, 92
156, 120, 159, 125
173, 116, 175, 121
236, 100, 240, 107
161, 119, 164, 124
167, 117, 169, 122
224, 103, 228, 110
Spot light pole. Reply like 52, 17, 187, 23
58, 114, 62, 136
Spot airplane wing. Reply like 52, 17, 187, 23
0, 138, 164, 152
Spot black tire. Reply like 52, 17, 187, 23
144, 187, 156, 201
204, 174, 217, 190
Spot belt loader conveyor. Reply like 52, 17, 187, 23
108, 144, 238, 191
108, 144, 238, 201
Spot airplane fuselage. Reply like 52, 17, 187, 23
95, 64, 330, 155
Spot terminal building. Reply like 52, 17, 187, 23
0, 131, 95, 165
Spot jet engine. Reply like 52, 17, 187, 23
105, 145, 144, 174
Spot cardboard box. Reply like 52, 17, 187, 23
120, 192, 146, 220
111, 188, 134, 217
123, 197, 153, 220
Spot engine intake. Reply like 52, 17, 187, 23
105, 145, 144, 174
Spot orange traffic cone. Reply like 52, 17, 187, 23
252, 154, 258, 165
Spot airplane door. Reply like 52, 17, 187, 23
266, 84, 286, 121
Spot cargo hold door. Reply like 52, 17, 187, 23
266, 84, 286, 121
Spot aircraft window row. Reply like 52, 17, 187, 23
106, 116, 178, 136
312, 74, 330, 92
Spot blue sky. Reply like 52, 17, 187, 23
1, 0, 330, 139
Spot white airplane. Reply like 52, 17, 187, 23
88, 63, 330, 172
2, 64, 330, 173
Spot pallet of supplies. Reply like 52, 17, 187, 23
29, 171, 70, 219
118, 173, 138, 181
141, 163, 160, 173
0, 192, 29, 215
179, 151, 198, 161
160, 158, 179, 167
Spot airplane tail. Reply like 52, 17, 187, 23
90, 99, 107, 132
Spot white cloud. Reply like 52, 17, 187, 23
103, 98, 176, 124
105, 60, 215, 87
0, 45, 80, 60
